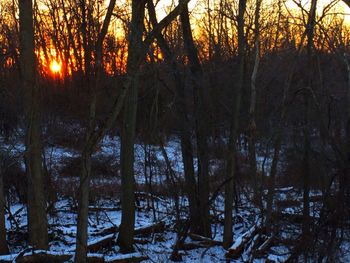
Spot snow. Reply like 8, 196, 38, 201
0, 254, 17, 261
2, 135, 350, 262
22, 250, 74, 257
105, 252, 143, 261
87, 234, 115, 246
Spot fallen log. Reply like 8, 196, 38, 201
86, 253, 105, 263
88, 234, 116, 252
175, 234, 223, 251
177, 242, 207, 251
91, 226, 119, 237
189, 233, 222, 246
134, 221, 165, 236
254, 234, 275, 256
15, 250, 73, 263
0, 250, 148, 263
225, 225, 261, 259
105, 253, 148, 263
87, 221, 165, 253
244, 234, 260, 262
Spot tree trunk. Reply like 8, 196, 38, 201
302, 0, 317, 248
180, 1, 211, 238
0, 169, 8, 254
75, 150, 92, 263
302, 94, 311, 241
146, 0, 200, 235
19, 0, 48, 250
248, 0, 261, 204
223, 0, 247, 248
117, 0, 146, 253
74, 1, 116, 262
74, 0, 190, 258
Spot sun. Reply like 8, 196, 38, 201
50, 60, 62, 74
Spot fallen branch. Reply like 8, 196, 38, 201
244, 234, 260, 262
134, 221, 165, 236
105, 253, 148, 263
225, 224, 261, 259
254, 234, 275, 256
15, 250, 73, 263
87, 221, 165, 252
88, 234, 116, 252
174, 234, 223, 251
91, 226, 119, 237
188, 233, 222, 246
86, 253, 104, 263
177, 242, 207, 251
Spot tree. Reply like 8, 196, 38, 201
146, 0, 200, 237
75, 1, 116, 262
180, 0, 211, 237
223, 0, 247, 248
117, 0, 193, 251
301, 0, 317, 248
73, 0, 193, 257
19, 0, 48, 250
248, 0, 262, 204
117, 0, 147, 253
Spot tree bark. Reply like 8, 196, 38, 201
117, 0, 146, 253
19, 0, 48, 250
223, 0, 247, 248
180, 1, 211, 238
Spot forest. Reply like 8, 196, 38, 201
1, 0, 350, 262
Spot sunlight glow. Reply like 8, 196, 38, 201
50, 60, 62, 74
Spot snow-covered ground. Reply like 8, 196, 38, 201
2, 135, 350, 262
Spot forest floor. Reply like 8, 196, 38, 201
1, 136, 350, 262
1, 191, 291, 262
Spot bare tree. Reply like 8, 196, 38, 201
117, 0, 147, 253
75, 1, 116, 262
248, 0, 262, 203
117, 0, 194, 251
301, 0, 317, 247
73, 0, 193, 258
147, 0, 200, 237
19, 0, 48, 250
223, 0, 247, 248
180, 0, 212, 237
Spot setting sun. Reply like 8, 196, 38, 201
50, 60, 62, 74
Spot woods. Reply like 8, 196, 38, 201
1, 0, 350, 262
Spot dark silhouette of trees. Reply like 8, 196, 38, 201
1, 0, 350, 261
19, 0, 48, 250
180, 0, 212, 238
223, 0, 247, 248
